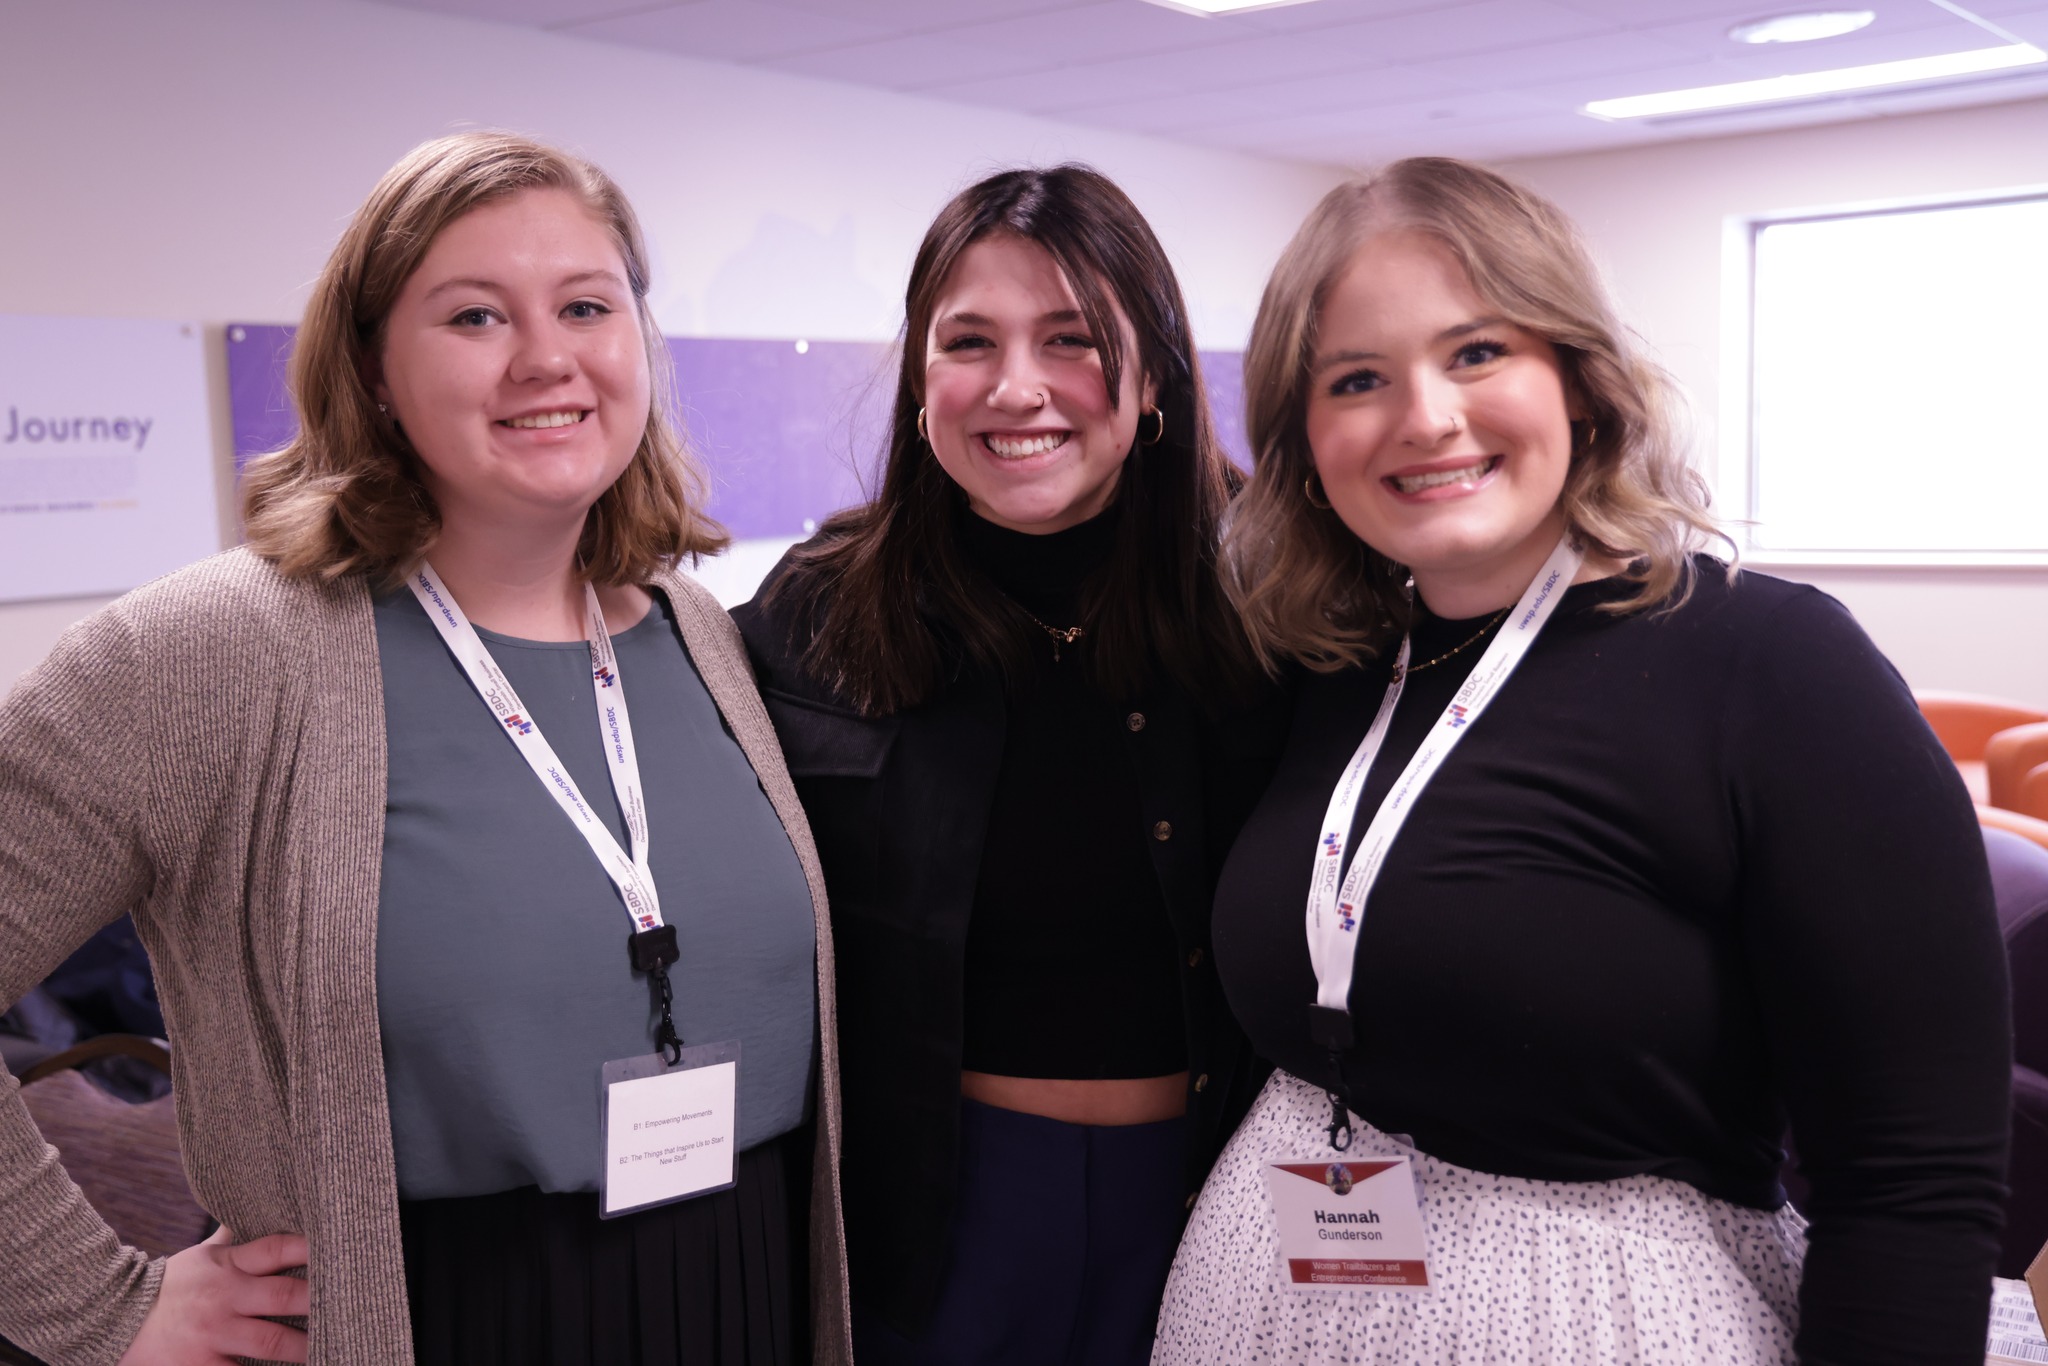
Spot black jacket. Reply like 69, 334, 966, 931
733, 556, 1283, 1335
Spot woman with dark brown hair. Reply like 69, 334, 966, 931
733, 165, 1276, 1366
1153, 156, 2008, 1365
0, 132, 849, 1366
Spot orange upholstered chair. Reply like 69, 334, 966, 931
2018, 766, 2048, 826
1982, 805, 2048, 855
1988, 722, 2048, 819
1917, 693, 2048, 803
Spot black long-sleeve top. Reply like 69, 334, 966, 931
1214, 561, 2010, 1365
954, 510, 1188, 1078
733, 511, 1284, 1335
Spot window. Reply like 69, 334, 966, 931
1741, 192, 2048, 561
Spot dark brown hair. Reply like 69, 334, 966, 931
241, 130, 726, 586
768, 164, 1253, 716
1227, 156, 1726, 671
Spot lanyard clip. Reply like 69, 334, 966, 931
629, 924, 679, 973
1307, 1003, 1354, 1052
1309, 1004, 1356, 1151
630, 926, 685, 1065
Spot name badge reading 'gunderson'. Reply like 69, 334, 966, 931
1265, 1156, 1432, 1293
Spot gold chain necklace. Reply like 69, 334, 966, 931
1398, 607, 1508, 679
1020, 608, 1086, 663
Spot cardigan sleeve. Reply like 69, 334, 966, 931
0, 605, 168, 1365
1725, 588, 2010, 1365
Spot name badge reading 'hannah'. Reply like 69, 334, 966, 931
1265, 1156, 1432, 1292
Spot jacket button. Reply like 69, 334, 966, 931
1126, 711, 1147, 732
1194, 1073, 1209, 1093
1186, 947, 1204, 968
1152, 820, 1173, 841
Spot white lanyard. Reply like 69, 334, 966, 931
407, 563, 662, 934
1307, 534, 1583, 1030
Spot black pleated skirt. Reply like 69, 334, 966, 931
398, 1128, 808, 1366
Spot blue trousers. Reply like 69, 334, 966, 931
854, 1098, 1189, 1366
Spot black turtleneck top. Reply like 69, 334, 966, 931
955, 509, 1188, 1079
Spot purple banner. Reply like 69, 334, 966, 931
226, 325, 1246, 541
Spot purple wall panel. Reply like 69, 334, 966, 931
669, 337, 890, 540
1201, 348, 1250, 475
226, 324, 300, 470
224, 324, 1248, 540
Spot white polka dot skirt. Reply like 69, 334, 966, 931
1153, 1071, 1807, 1365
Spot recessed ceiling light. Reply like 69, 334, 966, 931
1729, 10, 1876, 44
1139, 0, 1324, 15
1584, 42, 2046, 119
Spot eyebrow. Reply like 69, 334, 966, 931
1312, 315, 1510, 372
938, 308, 1087, 328
421, 269, 629, 302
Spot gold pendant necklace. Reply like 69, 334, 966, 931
1397, 607, 1508, 680
1021, 608, 1085, 663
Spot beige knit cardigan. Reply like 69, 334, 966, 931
0, 549, 850, 1366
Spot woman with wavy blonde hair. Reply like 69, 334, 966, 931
1154, 157, 2008, 1364
0, 131, 848, 1366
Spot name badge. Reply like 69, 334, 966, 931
599, 1041, 740, 1219
1265, 1156, 1432, 1292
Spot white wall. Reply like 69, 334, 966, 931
1504, 99, 2048, 701
0, 0, 1343, 693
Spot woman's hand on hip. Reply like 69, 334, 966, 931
118, 1226, 309, 1365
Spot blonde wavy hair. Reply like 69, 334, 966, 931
1225, 156, 1726, 671
241, 130, 726, 586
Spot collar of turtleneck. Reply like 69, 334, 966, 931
955, 501, 1121, 618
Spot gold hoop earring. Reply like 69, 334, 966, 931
916, 407, 929, 444
1575, 419, 1600, 452
1141, 406, 1165, 446
1304, 473, 1332, 510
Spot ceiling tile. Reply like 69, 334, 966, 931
367, 0, 709, 27
1403, 29, 1697, 91
911, 63, 1166, 112
1241, 0, 1610, 58
1252, 61, 1466, 112
980, 31, 1352, 105
761, 31, 1063, 86
1548, 0, 1771, 24
1197, 85, 1550, 152
921, 0, 1247, 64
1221, 0, 1475, 35
758, 0, 1083, 25
1066, 83, 1306, 132
561, 0, 893, 60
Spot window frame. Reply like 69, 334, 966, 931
1723, 184, 2048, 569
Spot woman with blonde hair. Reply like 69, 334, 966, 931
1154, 157, 2008, 1363
0, 131, 847, 1365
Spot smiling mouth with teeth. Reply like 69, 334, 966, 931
1388, 455, 1500, 495
982, 432, 1070, 459
502, 410, 589, 430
